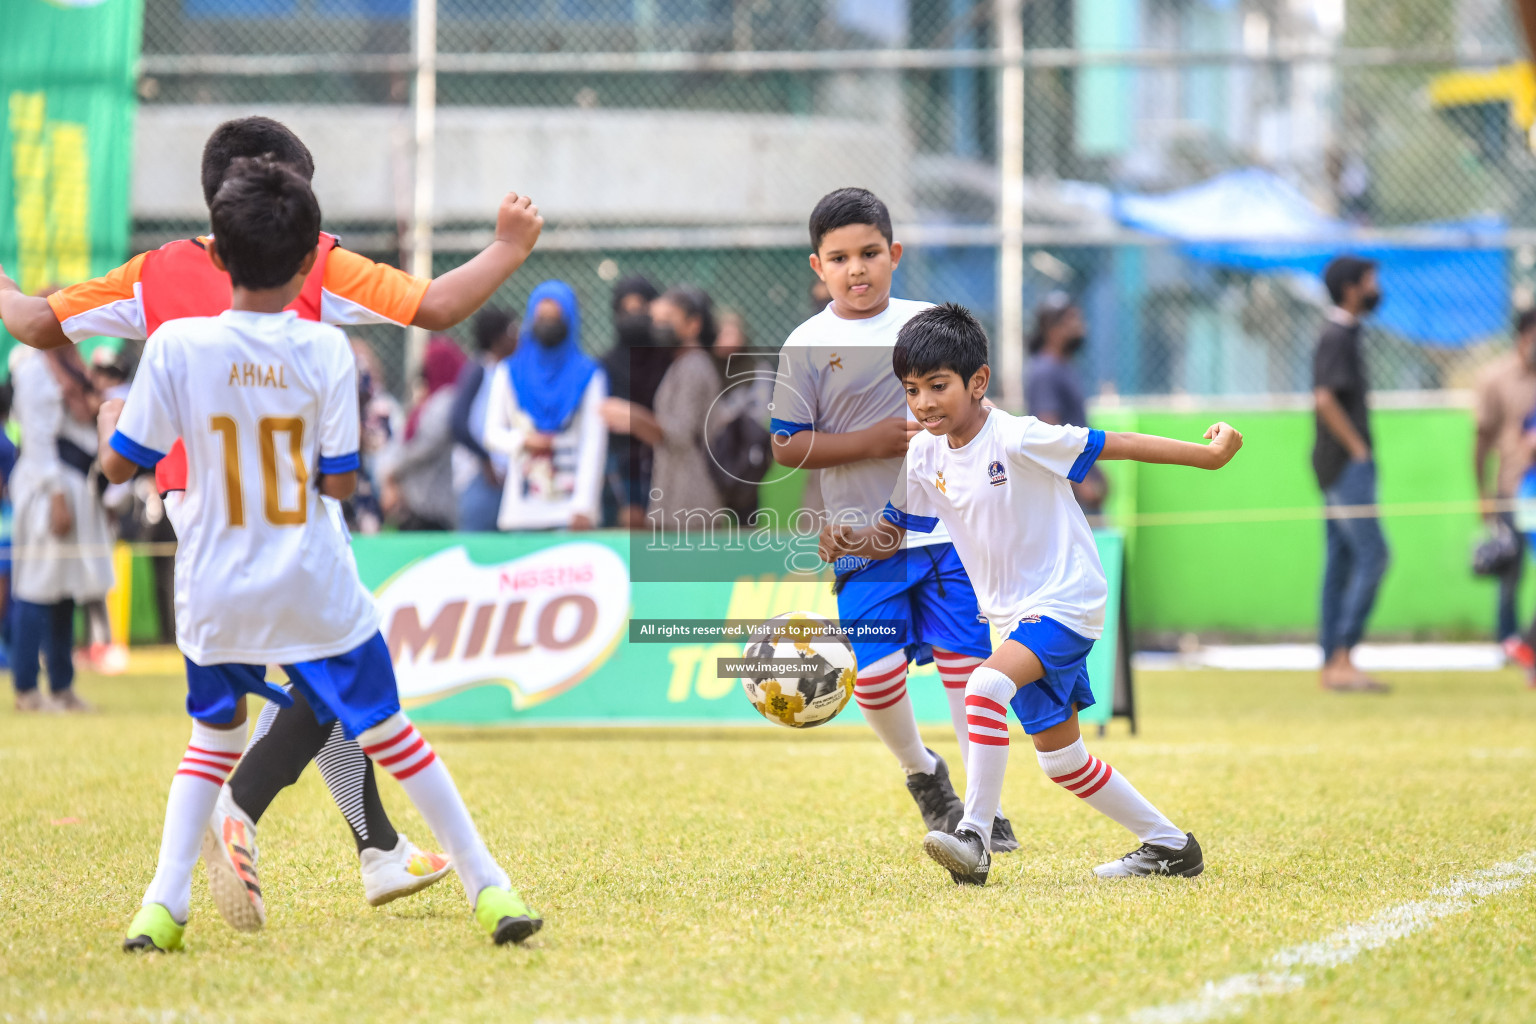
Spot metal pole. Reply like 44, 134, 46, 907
407, 0, 437, 382
996, 0, 1025, 411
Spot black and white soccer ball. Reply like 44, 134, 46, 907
741, 610, 857, 729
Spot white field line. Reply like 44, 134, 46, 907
1100, 850, 1536, 1024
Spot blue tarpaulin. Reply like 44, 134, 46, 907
1113, 169, 1509, 347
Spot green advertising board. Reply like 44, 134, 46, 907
0, 0, 142, 362
349, 529, 1131, 730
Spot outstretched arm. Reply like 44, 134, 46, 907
0, 265, 70, 349
1100, 421, 1243, 470
771, 418, 920, 470
411, 193, 543, 331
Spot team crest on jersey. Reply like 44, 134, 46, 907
934, 470, 947, 495
828, 352, 843, 370
987, 460, 1006, 486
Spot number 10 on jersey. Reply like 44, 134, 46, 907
209, 415, 309, 526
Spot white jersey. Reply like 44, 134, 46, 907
771, 298, 948, 549
885, 409, 1108, 638
112, 309, 379, 664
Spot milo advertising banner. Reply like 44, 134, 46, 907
0, 0, 143, 358
352, 530, 1133, 730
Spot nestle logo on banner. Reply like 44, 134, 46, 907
373, 542, 630, 709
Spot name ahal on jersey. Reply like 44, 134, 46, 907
228, 362, 289, 388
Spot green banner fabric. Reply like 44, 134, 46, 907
0, 0, 143, 363
349, 529, 1130, 729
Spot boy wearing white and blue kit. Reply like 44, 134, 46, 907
99, 157, 540, 950
821, 303, 1243, 884
771, 189, 1015, 849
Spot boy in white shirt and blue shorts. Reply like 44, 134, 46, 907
821, 303, 1243, 885
99, 156, 541, 950
771, 189, 1016, 851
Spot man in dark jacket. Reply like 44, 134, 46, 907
1313, 256, 1390, 693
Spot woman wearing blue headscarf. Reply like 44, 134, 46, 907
484, 280, 608, 530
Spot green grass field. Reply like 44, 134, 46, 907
2, 657, 1535, 1023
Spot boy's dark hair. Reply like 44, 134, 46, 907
809, 187, 893, 253
1323, 255, 1377, 305
661, 285, 718, 347
1515, 308, 1536, 337
893, 302, 989, 383
201, 116, 315, 208
209, 156, 321, 290
473, 308, 514, 352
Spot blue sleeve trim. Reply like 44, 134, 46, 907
318, 451, 361, 475
1067, 428, 1105, 483
769, 417, 814, 439
109, 430, 165, 469
881, 501, 938, 534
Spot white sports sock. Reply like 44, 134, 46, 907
933, 649, 1005, 820
359, 713, 509, 903
957, 667, 1015, 845
142, 721, 245, 923
853, 651, 935, 776
1036, 738, 1186, 848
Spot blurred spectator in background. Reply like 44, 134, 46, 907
1473, 307, 1536, 664
1313, 256, 1390, 694
714, 309, 748, 361
8, 341, 113, 711
350, 337, 402, 533
602, 274, 662, 529
451, 308, 519, 531
380, 337, 466, 531
1026, 291, 1106, 515
89, 346, 131, 400
0, 383, 15, 670
604, 285, 726, 525
486, 280, 607, 530
810, 277, 831, 312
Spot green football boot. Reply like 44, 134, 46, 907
474, 886, 543, 946
123, 903, 185, 953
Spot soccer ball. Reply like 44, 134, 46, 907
741, 610, 858, 728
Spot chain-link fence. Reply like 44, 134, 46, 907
134, 0, 1536, 403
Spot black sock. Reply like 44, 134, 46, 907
313, 722, 399, 854
227, 686, 330, 823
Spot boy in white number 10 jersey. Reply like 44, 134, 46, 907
99, 157, 540, 950
822, 303, 1244, 886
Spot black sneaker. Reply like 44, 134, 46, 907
1093, 832, 1204, 879
990, 814, 1020, 854
905, 748, 963, 833
923, 827, 991, 885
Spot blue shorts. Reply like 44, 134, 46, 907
184, 661, 294, 725
1004, 615, 1097, 734
837, 543, 992, 669
185, 632, 400, 738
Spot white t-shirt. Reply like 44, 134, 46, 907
771, 298, 948, 549
112, 310, 380, 664
885, 409, 1108, 639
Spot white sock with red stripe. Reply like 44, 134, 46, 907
358, 713, 509, 903
853, 651, 935, 776
932, 650, 983, 760
1036, 739, 1185, 848
142, 720, 245, 923
956, 667, 1015, 846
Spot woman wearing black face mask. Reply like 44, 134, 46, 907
1025, 291, 1106, 514
601, 285, 726, 525
601, 275, 663, 529
483, 279, 608, 531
